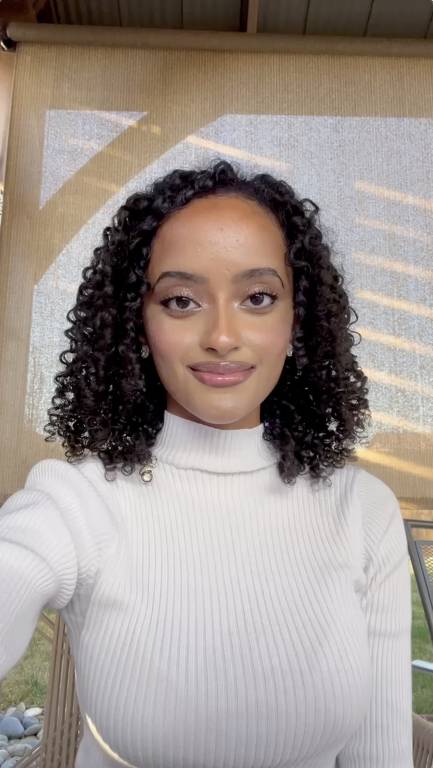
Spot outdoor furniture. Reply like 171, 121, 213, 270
12, 606, 433, 767
3, 519, 431, 765
413, 713, 433, 767
8, 520, 433, 766
405, 519, 433, 764
404, 518, 433, 676
12, 612, 82, 767
404, 519, 433, 641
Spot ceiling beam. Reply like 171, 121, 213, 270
5, 22, 433, 58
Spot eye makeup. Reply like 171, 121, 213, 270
159, 288, 279, 313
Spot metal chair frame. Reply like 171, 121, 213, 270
404, 518, 433, 645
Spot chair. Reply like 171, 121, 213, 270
18, 620, 433, 768
413, 713, 433, 767
10, 612, 82, 767
12, 518, 433, 766
404, 519, 433, 673
404, 519, 433, 765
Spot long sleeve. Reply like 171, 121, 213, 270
336, 469, 413, 767
0, 457, 113, 681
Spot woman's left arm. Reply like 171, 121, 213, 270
336, 471, 414, 767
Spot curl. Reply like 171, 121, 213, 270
43, 158, 371, 486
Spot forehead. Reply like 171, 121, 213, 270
148, 194, 287, 268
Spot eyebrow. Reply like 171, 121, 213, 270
152, 267, 285, 290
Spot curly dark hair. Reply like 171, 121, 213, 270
43, 158, 371, 487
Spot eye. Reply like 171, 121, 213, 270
159, 294, 198, 312
245, 290, 278, 308
159, 289, 279, 314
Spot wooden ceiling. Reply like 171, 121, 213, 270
1, 0, 433, 39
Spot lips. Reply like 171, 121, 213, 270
189, 366, 255, 388
189, 363, 254, 373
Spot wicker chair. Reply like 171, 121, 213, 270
12, 614, 433, 767
13, 612, 82, 767
413, 713, 433, 767
12, 519, 433, 765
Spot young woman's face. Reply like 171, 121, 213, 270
141, 193, 294, 429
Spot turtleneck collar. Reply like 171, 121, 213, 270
151, 410, 278, 473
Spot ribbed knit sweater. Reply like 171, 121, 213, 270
0, 410, 413, 767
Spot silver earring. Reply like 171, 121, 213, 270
287, 344, 293, 357
139, 455, 158, 483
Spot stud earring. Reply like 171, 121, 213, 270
287, 344, 293, 357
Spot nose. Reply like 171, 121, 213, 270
202, 300, 242, 353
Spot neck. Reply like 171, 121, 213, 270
150, 409, 278, 473
165, 402, 261, 430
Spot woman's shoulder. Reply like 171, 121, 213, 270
347, 464, 405, 566
26, 454, 115, 497
348, 463, 400, 518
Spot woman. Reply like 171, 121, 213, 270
0, 159, 413, 767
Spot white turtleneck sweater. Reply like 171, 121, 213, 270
0, 410, 413, 767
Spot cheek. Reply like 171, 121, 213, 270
143, 303, 168, 351
145, 311, 192, 361
250, 323, 289, 357
150, 326, 178, 359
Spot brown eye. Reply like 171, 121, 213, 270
246, 291, 278, 308
159, 289, 278, 314
159, 295, 197, 312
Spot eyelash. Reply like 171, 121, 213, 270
159, 289, 279, 313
